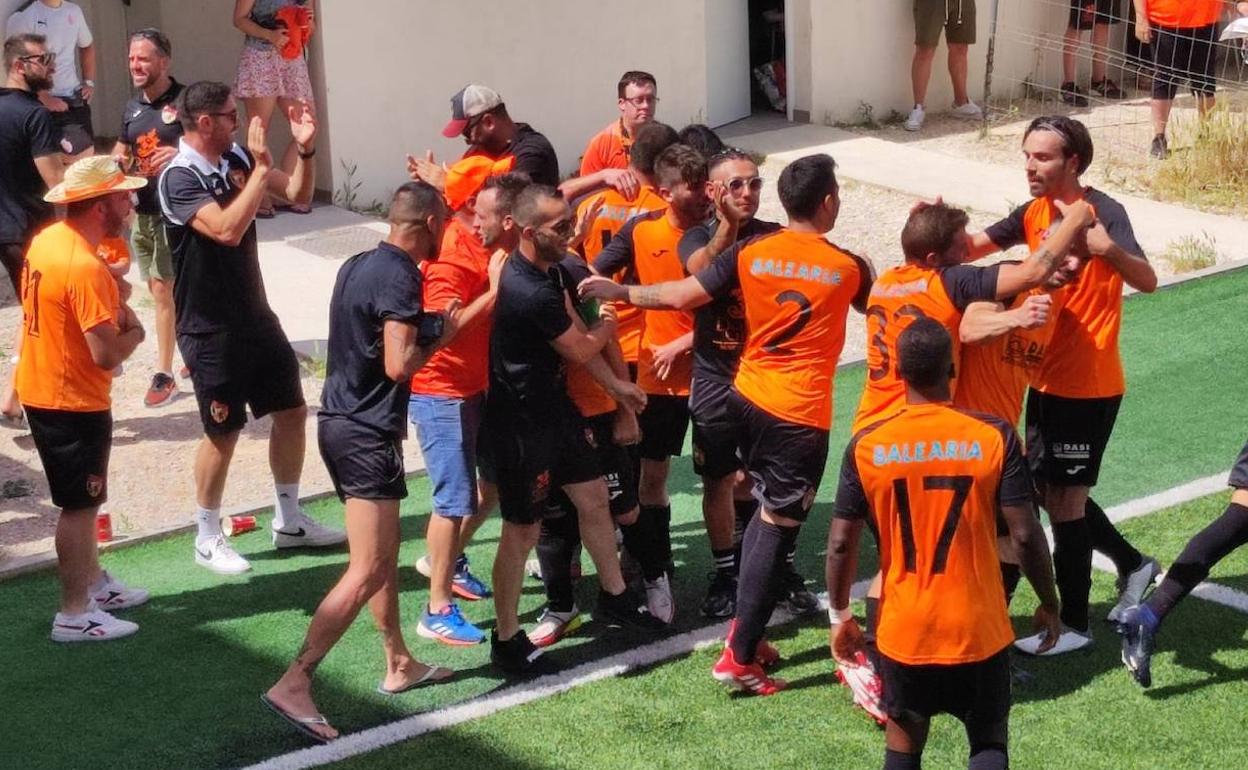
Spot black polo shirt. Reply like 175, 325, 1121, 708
487, 252, 574, 424
157, 140, 280, 335
119, 78, 185, 215
678, 217, 783, 384
320, 242, 426, 437
0, 87, 61, 245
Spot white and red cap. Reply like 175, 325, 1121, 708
442, 84, 504, 138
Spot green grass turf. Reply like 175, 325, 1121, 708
2, 266, 1247, 769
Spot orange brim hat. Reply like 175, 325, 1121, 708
444, 155, 514, 211
45, 155, 147, 204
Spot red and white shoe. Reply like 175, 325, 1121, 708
725, 619, 782, 669
712, 647, 787, 696
50, 603, 139, 643
836, 651, 887, 725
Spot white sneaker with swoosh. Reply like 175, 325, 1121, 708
195, 534, 251, 574
272, 514, 347, 549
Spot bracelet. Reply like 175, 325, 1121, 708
828, 606, 853, 625
297, 147, 316, 159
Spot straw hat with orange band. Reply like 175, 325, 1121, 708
44, 155, 147, 205
443, 155, 514, 212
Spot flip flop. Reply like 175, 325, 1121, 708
376, 665, 453, 695
259, 694, 335, 743
276, 202, 312, 215
256, 207, 277, 219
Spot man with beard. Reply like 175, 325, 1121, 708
113, 28, 184, 408
18, 155, 149, 642
158, 80, 345, 575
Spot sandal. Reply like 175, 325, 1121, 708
260, 694, 335, 743
376, 664, 453, 695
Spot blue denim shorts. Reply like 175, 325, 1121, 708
409, 391, 486, 517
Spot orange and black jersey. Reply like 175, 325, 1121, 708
985, 190, 1145, 399
559, 255, 617, 419
851, 263, 1001, 434
695, 229, 868, 430
678, 217, 783, 385
835, 402, 1033, 665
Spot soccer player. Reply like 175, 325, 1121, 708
577, 70, 659, 193
113, 28, 184, 408
487, 184, 658, 675
18, 155, 149, 642
1119, 441, 1248, 688
592, 143, 712, 621
263, 182, 457, 743
970, 115, 1158, 655
581, 153, 872, 694
827, 319, 1061, 770
158, 81, 345, 575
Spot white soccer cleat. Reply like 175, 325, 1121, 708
1107, 558, 1161, 623
836, 651, 887, 725
644, 574, 675, 624
1014, 625, 1093, 656
904, 105, 925, 132
51, 603, 139, 643
415, 554, 433, 579
195, 534, 252, 574
272, 514, 347, 549
951, 100, 983, 120
90, 570, 150, 611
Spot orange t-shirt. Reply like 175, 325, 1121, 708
579, 186, 666, 364
696, 230, 864, 430
852, 262, 1001, 433
97, 237, 130, 272
410, 218, 492, 398
1146, 0, 1222, 28
594, 208, 694, 396
954, 286, 1066, 426
561, 256, 618, 418
17, 222, 120, 412
579, 120, 631, 177
836, 402, 1031, 665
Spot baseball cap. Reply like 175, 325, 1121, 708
442, 84, 504, 138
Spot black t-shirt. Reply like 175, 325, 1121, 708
984, 188, 1144, 258
487, 253, 574, 424
319, 242, 425, 437
119, 79, 185, 215
158, 141, 280, 335
0, 88, 61, 245
499, 123, 560, 187
678, 217, 782, 383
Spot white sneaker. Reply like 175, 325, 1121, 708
195, 534, 251, 574
904, 105, 925, 132
1107, 558, 1161, 623
525, 558, 544, 580
951, 100, 983, 120
644, 574, 675, 624
1014, 625, 1093, 656
90, 570, 149, 611
272, 514, 347, 549
416, 554, 433, 578
530, 604, 583, 648
51, 603, 139, 643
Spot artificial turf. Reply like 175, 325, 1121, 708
2, 266, 1246, 769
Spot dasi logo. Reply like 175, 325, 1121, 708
872, 440, 983, 467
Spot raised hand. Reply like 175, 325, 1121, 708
247, 116, 273, 169
288, 103, 317, 151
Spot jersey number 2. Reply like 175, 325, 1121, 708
763, 290, 812, 354
892, 474, 973, 574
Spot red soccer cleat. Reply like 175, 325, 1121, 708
724, 619, 783, 669
712, 647, 788, 696
836, 651, 887, 725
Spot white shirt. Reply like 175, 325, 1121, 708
6, 1, 93, 97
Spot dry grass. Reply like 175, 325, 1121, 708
1150, 108, 1248, 214
1160, 232, 1221, 274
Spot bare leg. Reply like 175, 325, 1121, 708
1196, 93, 1216, 119
195, 430, 241, 509
1151, 98, 1173, 137
426, 513, 459, 612
149, 277, 175, 374
1062, 27, 1081, 84
563, 477, 625, 595
948, 43, 970, 105
1091, 23, 1109, 82
492, 520, 540, 640
269, 404, 307, 485
56, 507, 103, 615
911, 45, 937, 106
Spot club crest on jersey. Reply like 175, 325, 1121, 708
161, 104, 179, 125
872, 440, 983, 467
228, 168, 247, 191
209, 400, 230, 424
85, 474, 104, 498
531, 470, 551, 503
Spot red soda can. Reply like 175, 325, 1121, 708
96, 510, 113, 543
224, 514, 257, 537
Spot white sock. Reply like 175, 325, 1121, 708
195, 506, 222, 541
273, 483, 300, 530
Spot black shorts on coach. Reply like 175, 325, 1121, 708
879, 647, 1011, 735
179, 326, 305, 435
489, 406, 601, 526
728, 388, 829, 522
689, 377, 742, 479
318, 415, 407, 502
1025, 390, 1121, 487
25, 407, 111, 510
638, 393, 690, 461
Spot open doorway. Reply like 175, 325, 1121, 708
748, 0, 786, 114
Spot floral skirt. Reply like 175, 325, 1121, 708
235, 44, 314, 103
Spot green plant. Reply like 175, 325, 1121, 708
333, 157, 362, 212
1160, 232, 1220, 273
1150, 107, 1248, 213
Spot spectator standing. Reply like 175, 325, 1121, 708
574, 70, 659, 198
906, 0, 983, 131
1061, 1, 1126, 106
5, 0, 95, 159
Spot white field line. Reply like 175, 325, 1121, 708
248, 473, 1241, 770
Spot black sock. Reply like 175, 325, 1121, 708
636, 505, 670, 581
1147, 502, 1248, 623
732, 499, 758, 571
968, 746, 1007, 770
1000, 562, 1021, 605
537, 510, 579, 613
1085, 497, 1143, 576
883, 748, 922, 770
730, 517, 798, 664
712, 547, 736, 576
1052, 519, 1093, 632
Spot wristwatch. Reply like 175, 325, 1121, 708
83, 79, 94, 88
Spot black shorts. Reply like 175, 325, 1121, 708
1, 242, 24, 293
586, 412, 638, 517
1025, 390, 1121, 487
25, 406, 111, 510
51, 101, 93, 155
317, 415, 407, 501
1229, 440, 1248, 490
879, 647, 1011, 737
1151, 23, 1218, 100
638, 393, 690, 461
1068, 0, 1120, 30
179, 327, 305, 435
728, 389, 829, 522
489, 402, 601, 526
689, 377, 742, 479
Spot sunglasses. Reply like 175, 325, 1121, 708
546, 218, 575, 237
209, 110, 239, 122
19, 52, 55, 66
725, 176, 763, 193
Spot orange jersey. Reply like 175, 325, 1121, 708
836, 402, 1032, 665
579, 186, 666, 363
852, 262, 1001, 433
696, 230, 865, 430
560, 256, 617, 418
579, 120, 631, 176
1145, 0, 1222, 27
594, 208, 694, 395
410, 218, 492, 398
97, 237, 130, 269
16, 222, 120, 412
953, 286, 1066, 426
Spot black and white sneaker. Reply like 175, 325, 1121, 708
776, 568, 821, 616
700, 570, 737, 618
596, 587, 666, 630
490, 629, 557, 675
51, 604, 139, 643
